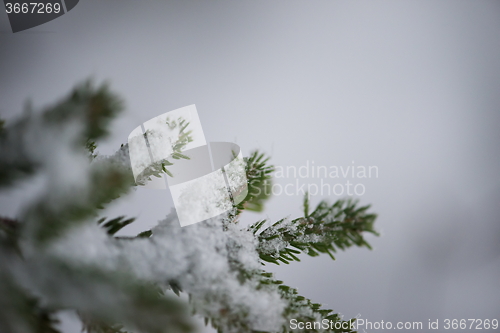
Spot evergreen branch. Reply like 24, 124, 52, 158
236, 151, 274, 214
24, 162, 134, 246
0, 81, 133, 244
135, 116, 193, 184
303, 192, 310, 218
1, 83, 380, 333
86, 140, 98, 159
0, 116, 39, 187
201, 268, 356, 333
254, 195, 378, 265
0, 81, 123, 188
136, 230, 153, 238
0, 273, 62, 333
42, 80, 123, 141
258, 272, 356, 333
80, 319, 131, 333
2, 215, 192, 333
22, 260, 194, 333
0, 216, 21, 255
98, 216, 136, 236
96, 216, 156, 239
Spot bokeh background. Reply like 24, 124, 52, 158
1, 1, 499, 331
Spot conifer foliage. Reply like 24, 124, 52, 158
0, 82, 378, 333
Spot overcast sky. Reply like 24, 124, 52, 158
1, 1, 500, 332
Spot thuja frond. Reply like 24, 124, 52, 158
253, 195, 378, 265
236, 151, 274, 214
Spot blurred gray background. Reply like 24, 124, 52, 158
1, 0, 499, 331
